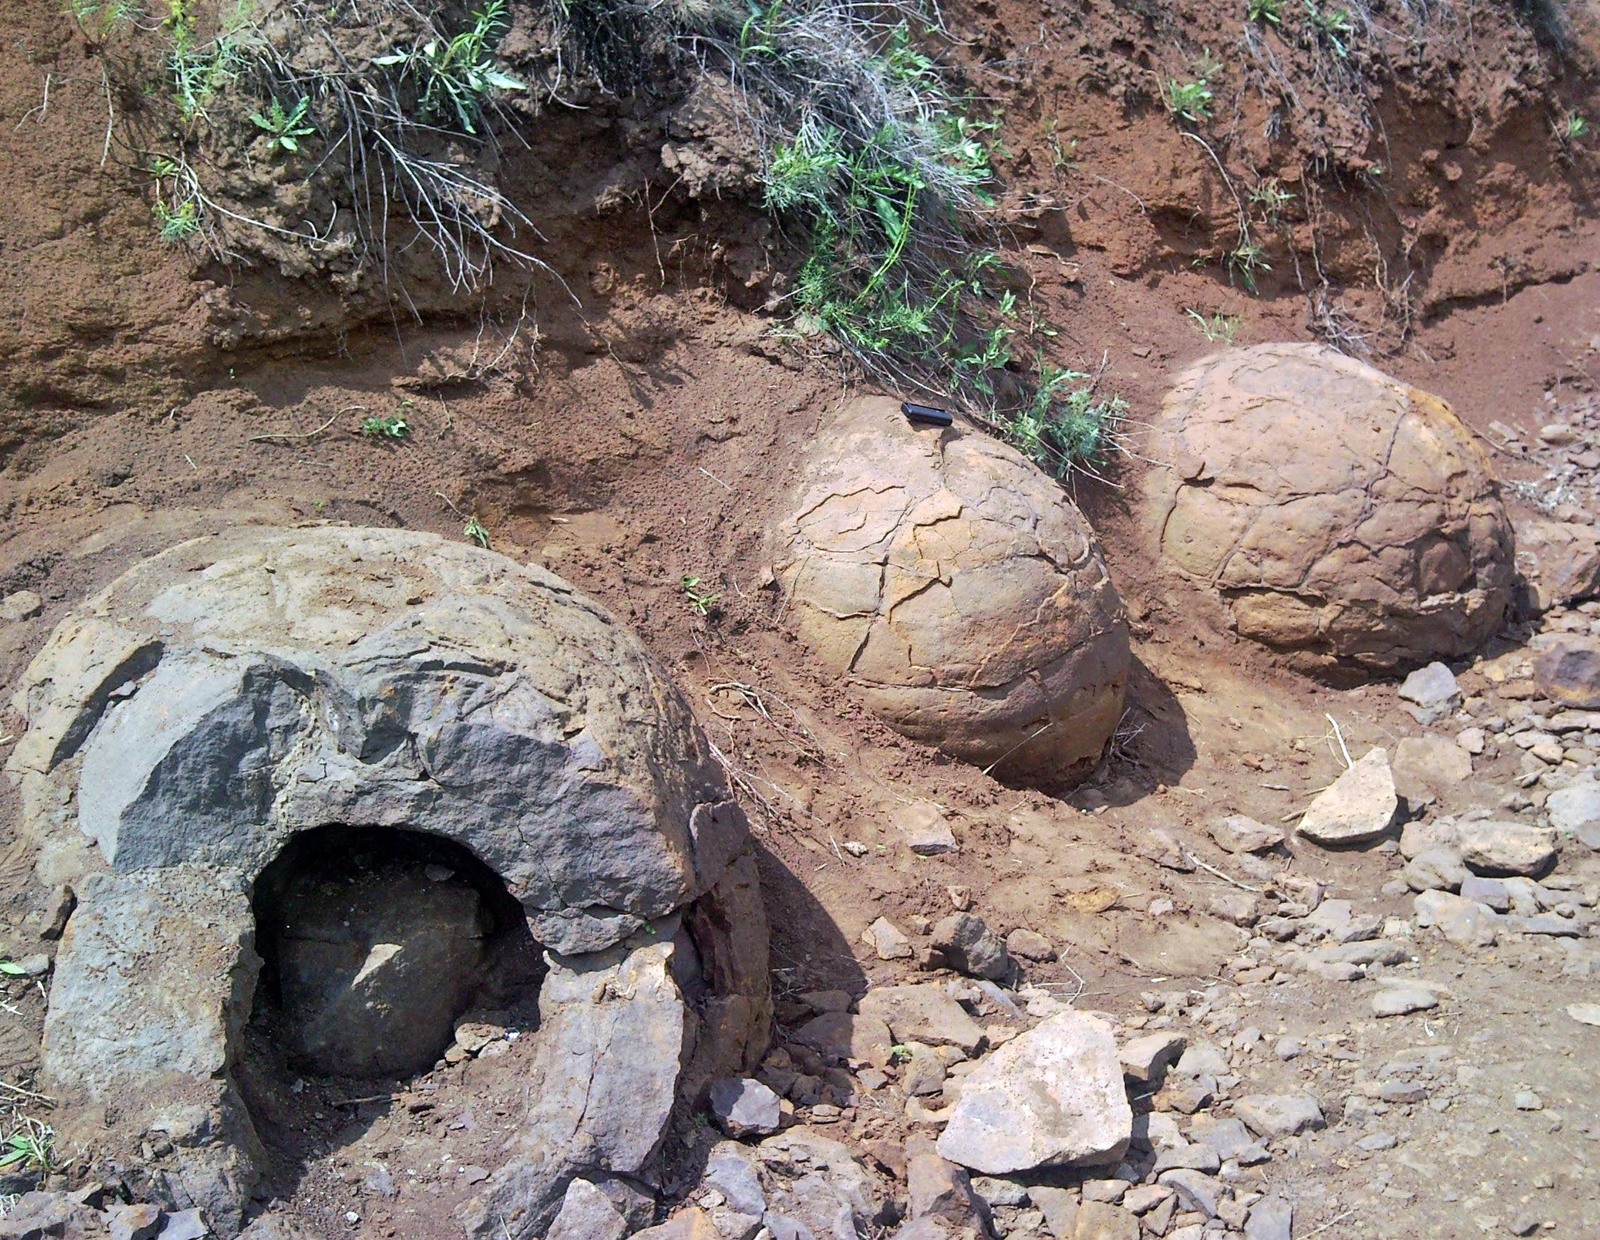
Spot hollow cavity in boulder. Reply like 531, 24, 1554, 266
11, 526, 771, 1239
252, 825, 545, 1079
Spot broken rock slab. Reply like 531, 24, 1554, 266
1233, 1093, 1325, 1139
1414, 890, 1499, 948
1535, 636, 1600, 709
1297, 749, 1398, 847
937, 1012, 1132, 1174
1547, 777, 1600, 834
864, 916, 915, 960
1392, 735, 1473, 805
859, 984, 985, 1056
1208, 816, 1283, 854
1454, 821, 1557, 877
708, 1077, 782, 1138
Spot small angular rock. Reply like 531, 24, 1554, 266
931, 913, 1012, 981
708, 1077, 783, 1138
1298, 749, 1398, 847
1234, 1093, 1325, 1138
865, 917, 915, 960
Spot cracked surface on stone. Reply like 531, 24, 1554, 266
1139, 343, 1514, 677
773, 396, 1129, 781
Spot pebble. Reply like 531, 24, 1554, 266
1370, 982, 1439, 1018
1514, 1090, 1543, 1111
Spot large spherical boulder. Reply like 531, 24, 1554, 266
773, 396, 1129, 781
7, 526, 770, 1238
1139, 343, 1513, 676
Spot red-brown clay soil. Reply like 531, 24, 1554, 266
2, 0, 1600, 1236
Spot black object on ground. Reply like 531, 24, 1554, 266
902, 401, 954, 428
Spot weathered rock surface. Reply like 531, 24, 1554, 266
937, 1012, 1132, 1174
1138, 343, 1513, 676
1535, 636, 1600, 708
1392, 735, 1473, 804
931, 914, 1012, 980
773, 396, 1130, 780
1414, 890, 1499, 948
1455, 821, 1557, 876
12, 528, 771, 1240
546, 1179, 629, 1240
708, 1077, 783, 1138
1548, 776, 1600, 833
859, 984, 985, 1056
1297, 749, 1398, 846
1516, 516, 1600, 612
1233, 1093, 1325, 1138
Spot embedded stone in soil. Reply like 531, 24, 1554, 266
1137, 342, 1514, 678
772, 394, 1130, 782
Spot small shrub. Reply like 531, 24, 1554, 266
1556, 112, 1590, 141
1304, 2, 1355, 58
463, 516, 491, 548
1227, 240, 1272, 292
0, 1120, 54, 1174
1006, 366, 1130, 479
249, 97, 315, 153
1162, 75, 1215, 124
360, 414, 410, 440
154, 198, 200, 243
1248, 0, 1285, 25
372, 0, 527, 136
1186, 309, 1241, 343
680, 575, 721, 617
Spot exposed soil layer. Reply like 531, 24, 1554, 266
1, 0, 1599, 1236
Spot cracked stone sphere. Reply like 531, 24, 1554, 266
1138, 343, 1514, 677
772, 396, 1130, 782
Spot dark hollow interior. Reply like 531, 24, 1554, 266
249, 825, 544, 1080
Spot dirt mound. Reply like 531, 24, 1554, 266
1138, 342, 1514, 678
773, 396, 1130, 782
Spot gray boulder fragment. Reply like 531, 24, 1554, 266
937, 1012, 1132, 1174
1414, 890, 1499, 948
858, 985, 985, 1055
1548, 777, 1600, 833
1398, 662, 1461, 721
546, 1179, 628, 1240
1234, 1093, 1325, 1138
1243, 1195, 1294, 1240
931, 914, 1012, 981
1454, 821, 1557, 877
709, 1078, 783, 1138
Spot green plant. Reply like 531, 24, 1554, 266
0, 1119, 54, 1173
164, 0, 247, 121
154, 198, 200, 243
1248, 178, 1295, 219
249, 96, 315, 153
1006, 365, 1130, 479
1304, 2, 1355, 58
360, 414, 410, 440
464, 516, 491, 548
0, 960, 27, 977
1162, 75, 1215, 124
1227, 240, 1272, 292
1556, 112, 1590, 141
680, 575, 721, 617
68, 0, 142, 37
1248, 0, 1285, 25
373, 0, 526, 135
1186, 309, 1241, 343
889, 1044, 913, 1065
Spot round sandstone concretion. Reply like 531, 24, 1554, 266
773, 396, 1129, 780
1139, 343, 1513, 676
